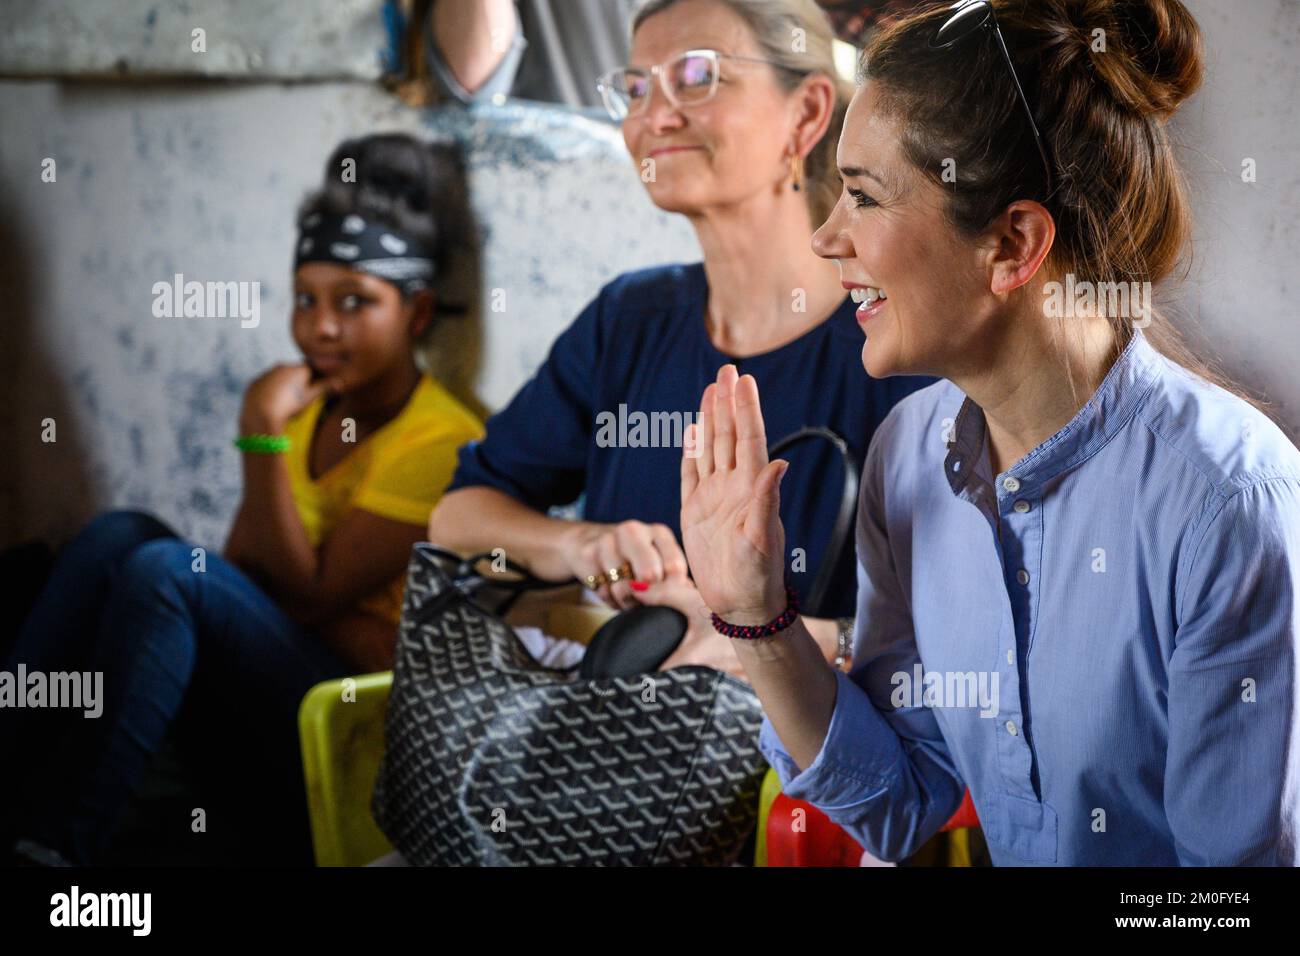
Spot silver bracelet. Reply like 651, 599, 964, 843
832, 617, 854, 671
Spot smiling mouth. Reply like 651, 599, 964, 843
849, 288, 888, 327
648, 145, 703, 158
848, 286, 887, 305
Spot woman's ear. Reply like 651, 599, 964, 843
792, 72, 836, 157
407, 288, 436, 340
987, 200, 1056, 296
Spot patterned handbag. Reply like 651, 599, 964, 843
371, 544, 768, 866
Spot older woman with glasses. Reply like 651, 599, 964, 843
429, 0, 932, 677
680, 0, 1300, 865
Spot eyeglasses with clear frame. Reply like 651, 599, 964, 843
596, 48, 804, 122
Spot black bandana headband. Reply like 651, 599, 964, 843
294, 212, 436, 294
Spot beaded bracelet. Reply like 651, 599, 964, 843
711, 584, 800, 639
233, 433, 292, 454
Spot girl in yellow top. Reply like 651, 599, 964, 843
2, 133, 483, 866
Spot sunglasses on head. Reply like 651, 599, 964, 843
930, 0, 1055, 196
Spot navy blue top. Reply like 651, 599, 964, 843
448, 262, 935, 617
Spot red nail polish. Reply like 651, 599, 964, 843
630, 580, 649, 592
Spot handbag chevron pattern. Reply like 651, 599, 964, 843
372, 544, 768, 866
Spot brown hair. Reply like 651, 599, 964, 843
632, 0, 854, 226
862, 0, 1262, 408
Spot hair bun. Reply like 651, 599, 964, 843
348, 133, 439, 214
1088, 0, 1204, 121
301, 132, 476, 285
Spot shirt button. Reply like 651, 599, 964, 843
1002, 476, 1021, 493
1006, 648, 1014, 665
1016, 569, 1030, 586
1005, 720, 1018, 736
1013, 499, 1031, 514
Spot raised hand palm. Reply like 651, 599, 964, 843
680, 365, 788, 623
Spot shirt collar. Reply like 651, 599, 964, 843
944, 329, 1163, 497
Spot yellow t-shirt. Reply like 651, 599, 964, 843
283, 375, 484, 625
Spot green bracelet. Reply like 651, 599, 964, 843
234, 433, 292, 454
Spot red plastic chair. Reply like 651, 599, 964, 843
764, 788, 979, 867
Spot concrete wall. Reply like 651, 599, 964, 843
1, 0, 1296, 551
0, 0, 395, 78
1167, 0, 1300, 430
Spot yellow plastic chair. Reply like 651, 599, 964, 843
753, 767, 784, 866
298, 671, 395, 866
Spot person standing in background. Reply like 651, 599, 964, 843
400, 0, 910, 109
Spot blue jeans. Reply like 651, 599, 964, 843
0, 510, 352, 864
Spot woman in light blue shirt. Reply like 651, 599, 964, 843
678, 0, 1300, 865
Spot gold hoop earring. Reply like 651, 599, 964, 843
789, 152, 804, 192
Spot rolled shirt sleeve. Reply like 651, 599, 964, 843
1165, 477, 1300, 865
758, 414, 967, 861
425, 0, 528, 105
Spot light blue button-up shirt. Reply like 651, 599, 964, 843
759, 331, 1300, 865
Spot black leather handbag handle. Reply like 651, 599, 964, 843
415, 543, 579, 619
766, 426, 860, 617
421, 424, 858, 621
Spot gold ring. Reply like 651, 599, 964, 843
605, 563, 634, 584
584, 572, 607, 590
